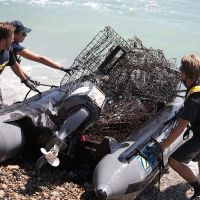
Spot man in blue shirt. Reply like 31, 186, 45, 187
11, 20, 72, 74
0, 22, 38, 106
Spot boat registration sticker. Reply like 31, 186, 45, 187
137, 155, 150, 170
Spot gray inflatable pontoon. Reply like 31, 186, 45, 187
0, 86, 65, 163
93, 84, 187, 200
0, 82, 106, 168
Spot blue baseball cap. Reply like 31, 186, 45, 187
11, 20, 32, 33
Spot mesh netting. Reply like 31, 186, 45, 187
60, 26, 180, 142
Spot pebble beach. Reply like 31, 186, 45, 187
0, 155, 198, 200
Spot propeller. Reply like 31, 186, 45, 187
36, 144, 60, 169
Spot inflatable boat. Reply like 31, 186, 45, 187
0, 26, 186, 200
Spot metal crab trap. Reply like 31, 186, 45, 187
60, 26, 180, 142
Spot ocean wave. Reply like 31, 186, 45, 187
1, 0, 200, 33
0, 0, 161, 14
0, 0, 192, 17
82, 2, 101, 10
28, 0, 73, 6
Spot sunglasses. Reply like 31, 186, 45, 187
21, 32, 27, 37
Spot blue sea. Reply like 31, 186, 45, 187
0, 0, 200, 103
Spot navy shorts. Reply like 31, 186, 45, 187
170, 134, 200, 164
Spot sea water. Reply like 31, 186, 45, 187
0, 0, 199, 103
0, 0, 199, 176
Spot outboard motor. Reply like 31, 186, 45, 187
36, 84, 105, 168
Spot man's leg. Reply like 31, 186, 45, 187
169, 136, 200, 199
169, 157, 200, 199
169, 157, 198, 183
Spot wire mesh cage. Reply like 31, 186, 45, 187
60, 26, 180, 142
60, 26, 132, 90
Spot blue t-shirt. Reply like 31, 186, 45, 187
0, 47, 16, 75
11, 42, 25, 63
12, 42, 25, 54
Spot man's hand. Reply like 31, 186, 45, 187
145, 143, 162, 158
28, 76, 40, 86
60, 67, 73, 75
21, 78, 38, 91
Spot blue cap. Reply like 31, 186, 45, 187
11, 20, 32, 33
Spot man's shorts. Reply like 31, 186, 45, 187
170, 134, 200, 164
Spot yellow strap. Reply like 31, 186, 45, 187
0, 61, 9, 75
0, 61, 8, 69
186, 86, 200, 98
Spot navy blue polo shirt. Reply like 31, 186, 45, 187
0, 48, 16, 75
11, 42, 25, 63
12, 42, 25, 54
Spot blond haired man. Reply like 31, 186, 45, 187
148, 55, 200, 199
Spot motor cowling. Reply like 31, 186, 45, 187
56, 84, 105, 139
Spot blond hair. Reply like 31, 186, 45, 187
180, 54, 200, 80
0, 22, 15, 40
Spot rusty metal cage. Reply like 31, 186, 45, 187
60, 26, 180, 142
60, 26, 132, 91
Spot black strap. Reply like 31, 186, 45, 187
38, 83, 58, 88
152, 139, 164, 191
16, 55, 21, 63
183, 125, 191, 140
23, 88, 42, 101
157, 152, 164, 190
